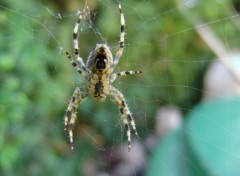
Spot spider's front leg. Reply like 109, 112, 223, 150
113, 1, 126, 67
64, 86, 88, 150
109, 86, 138, 152
65, 12, 92, 79
65, 51, 88, 78
72, 13, 88, 72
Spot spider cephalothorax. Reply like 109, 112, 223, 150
64, 1, 142, 152
87, 44, 113, 73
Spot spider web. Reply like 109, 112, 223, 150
1, 0, 240, 175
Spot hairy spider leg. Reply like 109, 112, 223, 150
114, 1, 126, 66
110, 70, 142, 83
72, 13, 89, 73
65, 51, 88, 78
109, 86, 139, 152
64, 87, 88, 150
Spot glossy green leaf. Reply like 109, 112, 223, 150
185, 97, 240, 176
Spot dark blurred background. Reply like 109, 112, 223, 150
0, 0, 240, 175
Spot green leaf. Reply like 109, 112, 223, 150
185, 97, 240, 176
146, 128, 205, 176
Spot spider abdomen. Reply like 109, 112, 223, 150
95, 81, 103, 95
88, 74, 109, 101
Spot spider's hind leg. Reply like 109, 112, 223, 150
109, 85, 138, 152
64, 86, 88, 150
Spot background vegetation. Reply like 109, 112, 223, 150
0, 0, 239, 175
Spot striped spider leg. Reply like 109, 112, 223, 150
113, 0, 126, 67
64, 86, 88, 150
109, 86, 139, 152
65, 10, 91, 79
110, 70, 142, 83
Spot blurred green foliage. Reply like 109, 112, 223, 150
146, 96, 240, 176
0, 0, 239, 175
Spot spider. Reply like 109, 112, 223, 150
64, 0, 142, 152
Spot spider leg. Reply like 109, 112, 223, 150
113, 1, 125, 67
110, 70, 142, 83
109, 86, 138, 152
72, 13, 89, 73
64, 86, 88, 150
65, 51, 88, 78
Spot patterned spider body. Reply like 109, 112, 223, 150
87, 44, 113, 101
64, 1, 142, 152
87, 44, 113, 72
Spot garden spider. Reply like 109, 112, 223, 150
64, 0, 142, 152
